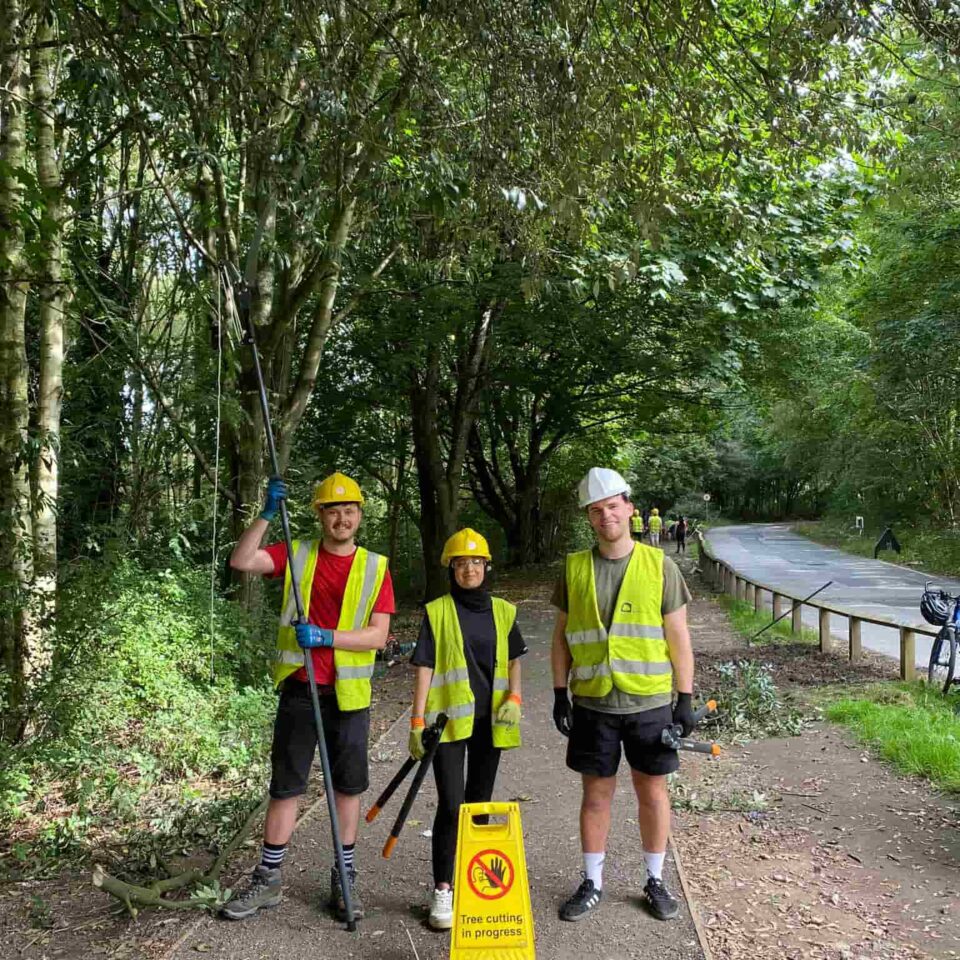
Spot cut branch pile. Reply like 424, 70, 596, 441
92, 795, 268, 916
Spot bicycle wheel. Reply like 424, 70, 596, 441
928, 626, 957, 694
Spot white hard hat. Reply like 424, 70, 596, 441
578, 468, 631, 508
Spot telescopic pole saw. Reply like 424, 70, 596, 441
234, 279, 357, 931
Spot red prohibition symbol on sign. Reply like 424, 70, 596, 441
466, 849, 515, 900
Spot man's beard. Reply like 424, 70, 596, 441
596, 522, 625, 542
327, 525, 355, 542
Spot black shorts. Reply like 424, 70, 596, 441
269, 680, 370, 799
566, 704, 679, 778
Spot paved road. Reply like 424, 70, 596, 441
705, 523, 960, 669
169, 592, 703, 960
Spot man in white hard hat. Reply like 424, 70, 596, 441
550, 467, 696, 922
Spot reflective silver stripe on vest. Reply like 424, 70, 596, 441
431, 667, 470, 688
608, 623, 665, 640
493, 677, 509, 691
566, 628, 605, 647
351, 552, 381, 630
276, 648, 305, 667
337, 663, 375, 680
609, 658, 672, 676
426, 702, 473, 723
570, 662, 612, 681
280, 542, 312, 627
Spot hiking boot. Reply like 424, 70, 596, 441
429, 887, 454, 930
220, 865, 282, 920
643, 876, 679, 920
330, 865, 364, 921
559, 873, 602, 921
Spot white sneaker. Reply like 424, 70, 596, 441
429, 887, 454, 930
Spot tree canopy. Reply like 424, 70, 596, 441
2, 0, 959, 741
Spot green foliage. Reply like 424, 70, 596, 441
710, 659, 805, 739
0, 559, 274, 874
826, 682, 960, 792
706, 41, 960, 528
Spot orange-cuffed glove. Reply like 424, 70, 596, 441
408, 716, 426, 760
496, 693, 522, 726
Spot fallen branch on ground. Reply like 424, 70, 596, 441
92, 795, 269, 917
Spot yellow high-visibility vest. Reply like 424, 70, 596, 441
564, 544, 672, 698
273, 541, 388, 710
424, 594, 520, 749
630, 515, 643, 533
648, 515, 662, 533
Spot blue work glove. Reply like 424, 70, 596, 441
295, 622, 334, 649
260, 476, 288, 522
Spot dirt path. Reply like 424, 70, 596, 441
673, 564, 960, 960
164, 580, 703, 960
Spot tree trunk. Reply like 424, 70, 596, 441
507, 467, 543, 566
410, 347, 457, 601
386, 427, 410, 564
0, 0, 33, 740
409, 302, 498, 599
31, 7, 67, 651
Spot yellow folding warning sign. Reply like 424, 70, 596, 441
449, 801, 535, 959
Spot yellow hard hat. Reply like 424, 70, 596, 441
651, 508, 659, 516
441, 528, 491, 567
312, 472, 364, 508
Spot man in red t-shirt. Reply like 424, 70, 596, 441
222, 472, 394, 922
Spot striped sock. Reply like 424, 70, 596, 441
260, 842, 287, 871
340, 843, 356, 873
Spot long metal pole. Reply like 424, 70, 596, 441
240, 289, 357, 931
750, 580, 834, 642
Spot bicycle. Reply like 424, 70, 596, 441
922, 584, 960, 694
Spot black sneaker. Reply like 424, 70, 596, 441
559, 873, 602, 921
330, 866, 364, 921
220, 865, 282, 920
643, 876, 679, 920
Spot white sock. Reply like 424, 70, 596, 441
643, 850, 665, 882
583, 851, 605, 889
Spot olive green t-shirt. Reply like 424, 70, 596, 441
551, 548, 692, 715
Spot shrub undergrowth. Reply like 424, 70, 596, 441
0, 558, 276, 878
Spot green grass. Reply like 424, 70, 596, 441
718, 595, 819, 646
826, 682, 960, 792
794, 519, 960, 579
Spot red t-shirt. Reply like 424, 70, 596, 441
265, 542, 396, 686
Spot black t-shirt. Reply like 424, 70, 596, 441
411, 597, 527, 720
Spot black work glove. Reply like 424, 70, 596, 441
672, 692, 695, 737
553, 687, 573, 738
